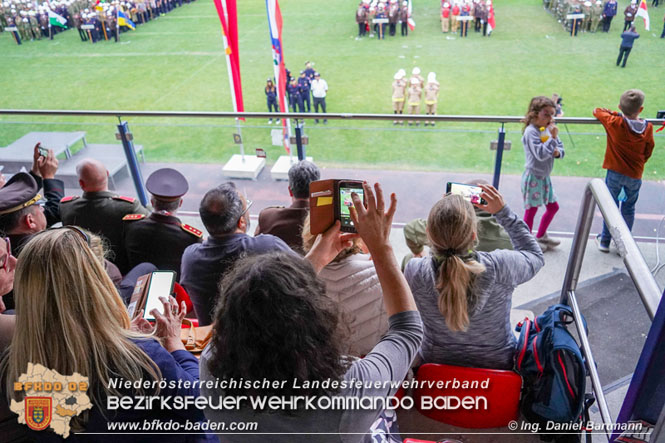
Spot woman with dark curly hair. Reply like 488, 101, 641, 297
200, 182, 423, 442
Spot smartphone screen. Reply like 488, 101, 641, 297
38, 146, 48, 157
143, 271, 176, 321
339, 185, 364, 229
447, 182, 487, 205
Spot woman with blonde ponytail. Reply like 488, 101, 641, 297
1, 228, 215, 442
405, 185, 544, 369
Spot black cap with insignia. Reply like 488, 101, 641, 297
0, 173, 42, 216
145, 168, 189, 201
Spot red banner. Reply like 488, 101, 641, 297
213, 0, 245, 117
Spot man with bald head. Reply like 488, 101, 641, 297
60, 159, 149, 274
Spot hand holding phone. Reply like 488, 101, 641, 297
475, 184, 505, 215
151, 295, 187, 352
348, 182, 396, 253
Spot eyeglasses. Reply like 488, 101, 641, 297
0, 237, 12, 272
238, 199, 253, 221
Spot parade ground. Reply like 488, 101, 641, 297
1, 0, 664, 179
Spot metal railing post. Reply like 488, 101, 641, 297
117, 120, 148, 206
557, 178, 664, 442
560, 183, 596, 304
492, 123, 506, 189
567, 290, 614, 439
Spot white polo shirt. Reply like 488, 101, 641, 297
311, 78, 328, 98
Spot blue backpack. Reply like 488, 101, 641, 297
515, 304, 591, 427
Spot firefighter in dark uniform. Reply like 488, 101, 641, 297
297, 70, 311, 113
59, 159, 149, 274
6, 15, 21, 45
122, 168, 202, 281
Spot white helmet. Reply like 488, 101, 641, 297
412, 67, 420, 75
427, 72, 436, 83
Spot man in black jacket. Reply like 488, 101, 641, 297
617, 26, 639, 67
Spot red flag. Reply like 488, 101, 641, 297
213, 0, 245, 118
487, 0, 496, 34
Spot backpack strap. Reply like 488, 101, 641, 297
516, 318, 531, 370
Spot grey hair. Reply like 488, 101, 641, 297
199, 182, 244, 236
288, 161, 321, 199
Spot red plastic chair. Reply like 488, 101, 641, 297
403, 439, 437, 443
412, 363, 522, 429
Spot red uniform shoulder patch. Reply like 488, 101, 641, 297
181, 224, 203, 238
113, 195, 137, 204
60, 196, 79, 203
122, 214, 146, 221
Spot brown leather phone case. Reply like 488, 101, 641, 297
309, 179, 337, 235
127, 273, 152, 319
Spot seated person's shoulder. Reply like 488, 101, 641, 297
258, 205, 287, 221
250, 232, 292, 251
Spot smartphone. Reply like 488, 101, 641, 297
446, 182, 487, 206
37, 146, 48, 157
337, 180, 364, 233
143, 271, 176, 321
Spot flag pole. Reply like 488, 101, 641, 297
220, 1, 245, 162
116, 9, 120, 42
271, 48, 292, 161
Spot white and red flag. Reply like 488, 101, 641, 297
487, 0, 496, 34
407, 0, 416, 30
213, 0, 245, 119
266, 0, 291, 153
636, 0, 650, 30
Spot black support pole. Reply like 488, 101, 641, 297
492, 123, 505, 189
295, 119, 305, 161
117, 120, 148, 206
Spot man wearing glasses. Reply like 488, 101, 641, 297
180, 182, 294, 326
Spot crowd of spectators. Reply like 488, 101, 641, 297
0, 87, 654, 441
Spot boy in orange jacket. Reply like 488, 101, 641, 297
593, 89, 655, 252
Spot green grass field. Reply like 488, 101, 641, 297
1, 0, 663, 178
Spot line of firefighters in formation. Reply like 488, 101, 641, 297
391, 68, 440, 126
546, 0, 645, 35
439, 0, 493, 37
1, 0, 194, 45
355, 0, 411, 39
